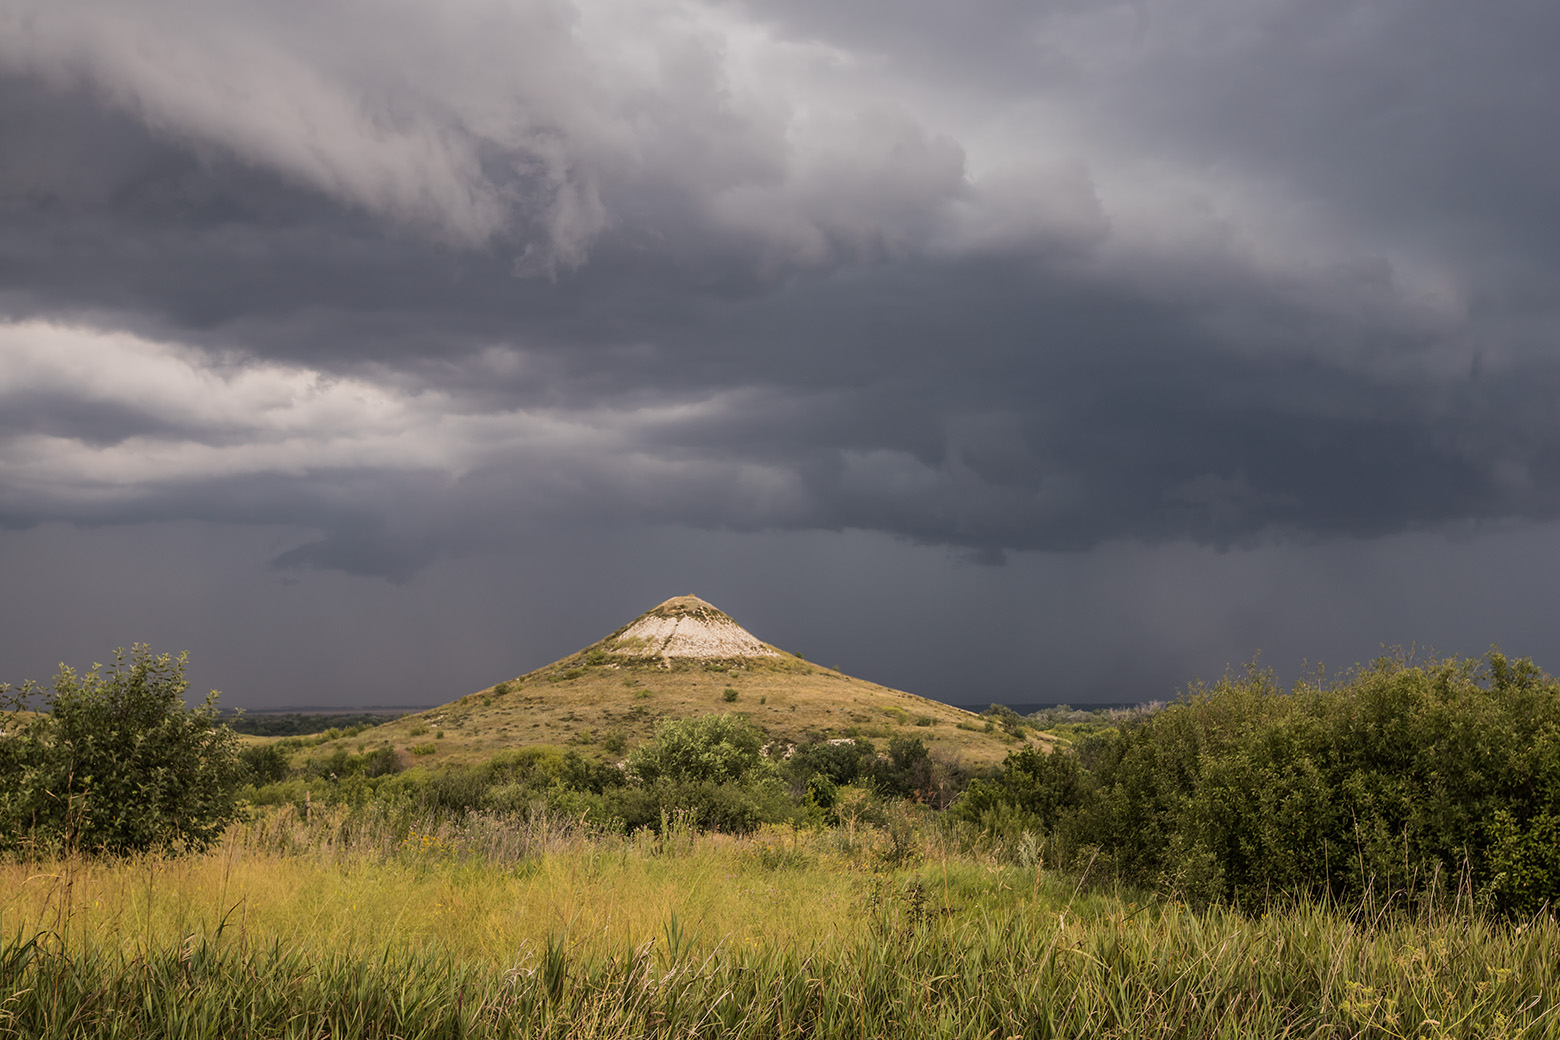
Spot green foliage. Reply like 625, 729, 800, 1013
804, 773, 839, 810
1485, 809, 1560, 918
984, 704, 1021, 730
238, 744, 292, 786
625, 714, 766, 786
0, 646, 242, 855
301, 744, 401, 780
722, 687, 740, 703
861, 736, 964, 807
594, 780, 789, 834
954, 746, 1083, 833
956, 651, 1560, 915
787, 738, 871, 788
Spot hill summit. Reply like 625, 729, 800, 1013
606, 595, 779, 662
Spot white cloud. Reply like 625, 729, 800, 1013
0, 320, 804, 520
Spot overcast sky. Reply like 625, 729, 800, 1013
3, 0, 1559, 709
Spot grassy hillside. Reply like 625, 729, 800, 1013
298, 599, 1042, 769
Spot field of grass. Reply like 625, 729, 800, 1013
3, 807, 1558, 1038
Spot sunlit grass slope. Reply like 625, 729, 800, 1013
306, 597, 1042, 768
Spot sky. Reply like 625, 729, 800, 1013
3, 0, 1560, 709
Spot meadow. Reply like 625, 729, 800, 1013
3, 803, 1558, 1039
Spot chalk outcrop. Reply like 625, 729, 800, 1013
606, 595, 779, 661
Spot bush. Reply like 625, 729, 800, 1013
954, 745, 1084, 834
863, 736, 965, 806
805, 773, 839, 810
0, 646, 242, 854
239, 744, 292, 786
786, 739, 871, 788
626, 714, 767, 786
956, 651, 1560, 914
302, 745, 401, 780
597, 779, 790, 835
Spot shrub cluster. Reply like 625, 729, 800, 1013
0, 646, 242, 854
249, 717, 973, 835
955, 651, 1560, 916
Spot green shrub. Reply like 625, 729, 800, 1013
958, 651, 1560, 914
626, 714, 767, 786
238, 744, 292, 786
1487, 809, 1560, 916
723, 688, 740, 703
596, 779, 790, 835
954, 746, 1084, 834
0, 646, 242, 854
805, 773, 839, 810
786, 738, 871, 788
864, 736, 930, 800
303, 745, 401, 779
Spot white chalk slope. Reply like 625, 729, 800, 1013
607, 595, 779, 660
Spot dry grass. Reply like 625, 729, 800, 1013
0, 813, 1033, 965
3, 812, 1557, 1038
304, 650, 1041, 768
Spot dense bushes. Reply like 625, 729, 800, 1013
247, 719, 975, 837
0, 646, 243, 854
956, 651, 1560, 916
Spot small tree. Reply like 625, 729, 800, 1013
625, 714, 767, 786
0, 645, 242, 855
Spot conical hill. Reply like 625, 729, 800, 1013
326, 596, 1042, 767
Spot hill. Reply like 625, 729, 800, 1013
305, 595, 1041, 768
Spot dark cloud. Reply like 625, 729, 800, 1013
2, 0, 1559, 703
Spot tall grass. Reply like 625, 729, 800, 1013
3, 806, 1558, 1038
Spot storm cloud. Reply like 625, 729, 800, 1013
3, 0, 1559, 704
